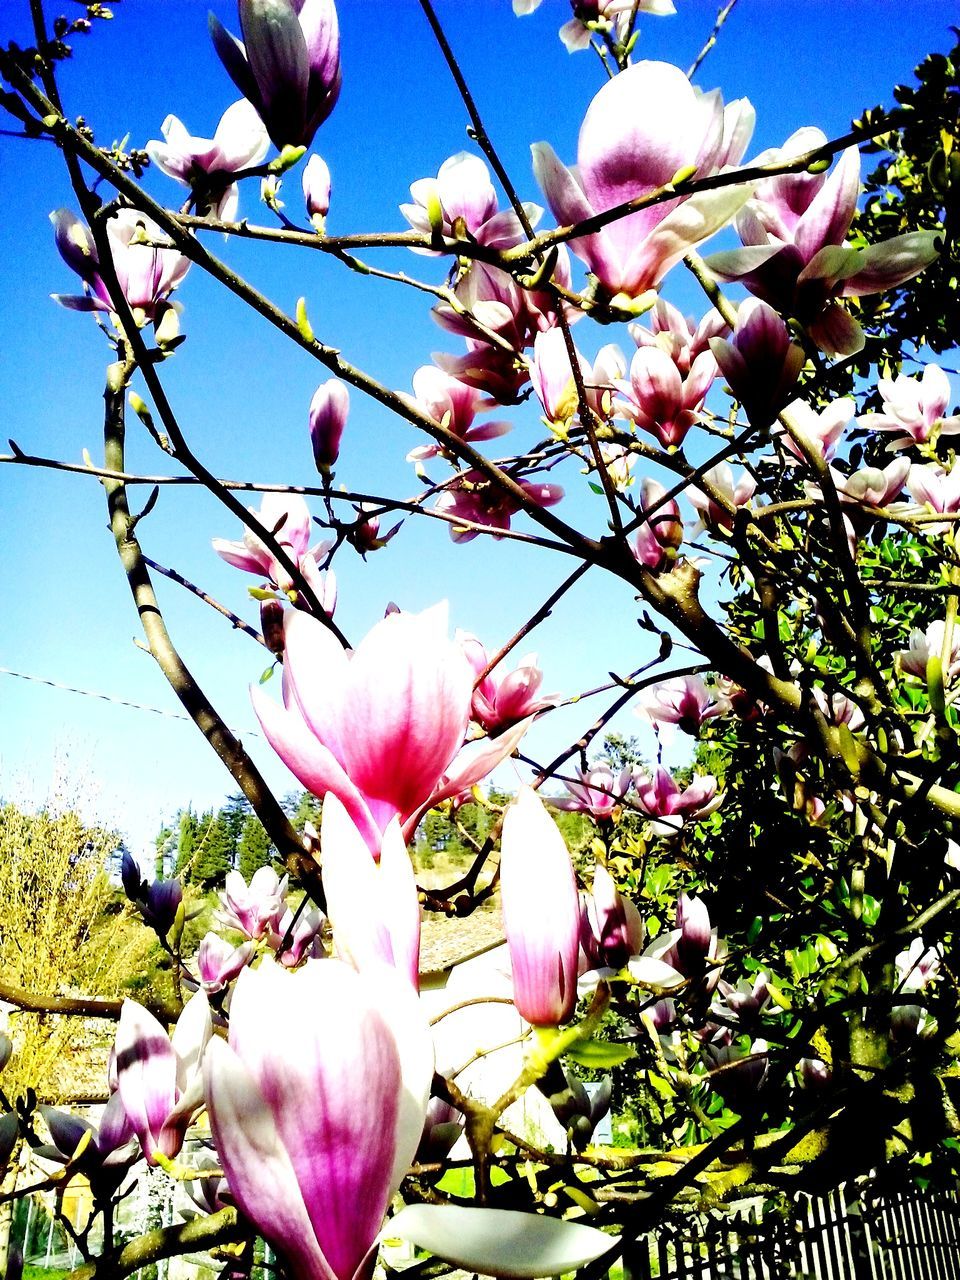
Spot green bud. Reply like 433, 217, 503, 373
926, 652, 946, 719
268, 144, 307, 175
296, 296, 315, 343
669, 163, 698, 187
806, 153, 832, 174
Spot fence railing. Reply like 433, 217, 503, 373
615, 1183, 960, 1280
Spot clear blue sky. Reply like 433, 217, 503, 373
1, 0, 955, 858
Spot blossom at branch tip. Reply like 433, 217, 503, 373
459, 633, 561, 735
629, 299, 727, 377
51, 208, 190, 326
637, 674, 728, 735
530, 326, 595, 432
905, 462, 960, 533
533, 62, 754, 305
776, 397, 854, 464
204, 959, 433, 1280
599, 443, 636, 491
37, 1102, 137, 1197
706, 126, 940, 356
687, 462, 757, 535
405, 366, 511, 463
812, 687, 865, 732
309, 378, 349, 472
216, 866, 289, 940
212, 494, 336, 614
710, 299, 804, 428
633, 767, 721, 835
857, 364, 960, 450
829, 458, 910, 510
122, 853, 183, 937
252, 604, 529, 854
114, 993, 211, 1165
320, 794, 421, 990
631, 478, 683, 571
196, 932, 257, 994
703, 1036, 769, 1110
559, 0, 676, 52
302, 153, 331, 229
551, 763, 634, 821
267, 905, 326, 967
896, 620, 960, 683
400, 152, 541, 250
210, 0, 341, 150
500, 787, 581, 1026
434, 470, 564, 543
145, 100, 269, 220
613, 342, 716, 448
580, 864, 644, 972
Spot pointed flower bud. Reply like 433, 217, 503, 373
302, 153, 331, 229
309, 378, 349, 471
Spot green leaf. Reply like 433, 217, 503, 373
566, 1039, 636, 1069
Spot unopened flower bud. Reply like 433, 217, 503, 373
302, 154, 331, 230
261, 599, 285, 656
309, 378, 349, 472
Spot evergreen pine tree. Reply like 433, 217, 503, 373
238, 812, 274, 880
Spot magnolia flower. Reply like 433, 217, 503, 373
145, 100, 269, 220
631, 478, 683, 571
196, 932, 256, 994
212, 495, 336, 613
630, 299, 727, 377
530, 327, 594, 431
434, 470, 564, 543
599, 444, 636, 491
252, 604, 528, 854
500, 788, 581, 1026
777, 397, 854, 463
210, 0, 341, 149
558, 0, 675, 52
710, 299, 804, 428
36, 1102, 137, 1197
114, 993, 211, 1165
633, 768, 721, 835
268, 906, 326, 967
896, 620, 960, 682
829, 458, 910, 511
905, 462, 960, 532
895, 937, 940, 995
614, 343, 716, 448
703, 1036, 769, 1110
320, 795, 421, 990
687, 462, 757, 534
406, 366, 511, 463
580, 864, 644, 972
204, 959, 433, 1280
551, 763, 633, 820
637, 674, 728, 735
858, 365, 960, 450
460, 633, 560, 734
302, 153, 332, 229
217, 866, 289, 939
309, 379, 349, 472
533, 62, 754, 305
706, 126, 940, 356
51, 208, 190, 325
121, 853, 183, 937
812, 687, 865, 732
400, 152, 541, 250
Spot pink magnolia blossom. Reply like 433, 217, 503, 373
600, 443, 636, 491
630, 299, 727, 376
196, 932, 256, 994
303, 153, 332, 228
252, 604, 527, 854
633, 767, 721, 835
145, 100, 269, 220
309, 379, 349, 472
644, 893, 725, 990
217, 867, 289, 940
114, 993, 211, 1165
858, 365, 960, 450
812, 687, 865, 732
706, 127, 940, 356
268, 906, 326, 967
777, 397, 854, 463
552, 763, 633, 820
687, 462, 757, 534
614, 343, 716, 448
320, 795, 421, 990
896, 621, 960, 683
710, 299, 804, 428
210, 0, 342, 150
500, 788, 581, 1026
558, 0, 676, 52
533, 62, 754, 305
212, 494, 336, 613
831, 458, 910, 509
632, 478, 683, 571
400, 152, 541, 250
434, 470, 563, 543
460, 633, 560, 734
580, 863, 644, 972
51, 208, 190, 325
204, 959, 433, 1280
530, 327, 594, 431
406, 366, 511, 463
906, 462, 960, 532
638, 674, 728, 735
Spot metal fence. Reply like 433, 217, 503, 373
617, 1183, 960, 1280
